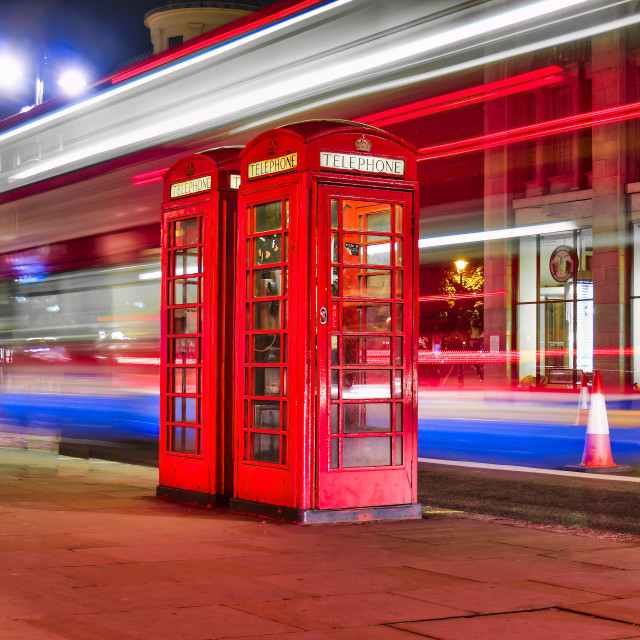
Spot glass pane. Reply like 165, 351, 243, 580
170, 426, 198, 454
254, 234, 282, 265
342, 200, 391, 232
253, 300, 281, 330
254, 268, 282, 297
171, 307, 199, 334
395, 436, 403, 465
342, 370, 391, 399
395, 403, 403, 432
395, 304, 403, 333
343, 436, 391, 467
394, 371, 403, 398
331, 267, 340, 297
331, 438, 339, 468
343, 403, 391, 433
343, 336, 391, 365
173, 248, 200, 276
394, 238, 403, 266
331, 336, 339, 365
173, 218, 200, 247
171, 367, 198, 393
252, 400, 280, 430
251, 334, 281, 363
331, 404, 339, 434
171, 338, 199, 364
395, 271, 403, 298
394, 337, 402, 366
394, 204, 403, 233
331, 370, 339, 399
251, 433, 280, 463
254, 201, 282, 233
331, 233, 339, 263
342, 302, 391, 332
252, 367, 281, 396
343, 234, 391, 265
171, 396, 198, 423
173, 278, 199, 305
343, 269, 391, 298
331, 199, 339, 229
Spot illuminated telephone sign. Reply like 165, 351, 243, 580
158, 147, 241, 508
232, 120, 421, 524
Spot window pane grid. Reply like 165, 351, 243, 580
328, 198, 407, 471
242, 200, 289, 466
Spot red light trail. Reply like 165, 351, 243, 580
419, 290, 506, 302
418, 100, 640, 160
360, 67, 563, 127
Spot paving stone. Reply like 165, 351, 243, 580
561, 596, 640, 624
229, 592, 467, 630
392, 608, 639, 640
259, 566, 474, 597
30, 604, 299, 640
533, 569, 640, 597
570, 547, 640, 570
228, 625, 422, 639
0, 618, 70, 640
392, 579, 615, 614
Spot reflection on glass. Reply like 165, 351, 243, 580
252, 432, 280, 463
172, 307, 199, 334
331, 335, 339, 365
343, 269, 391, 298
172, 367, 198, 393
342, 370, 391, 399
253, 300, 280, 330
170, 426, 198, 454
252, 367, 281, 396
343, 436, 391, 467
254, 234, 282, 265
394, 337, 402, 366
252, 400, 281, 430
331, 199, 339, 229
343, 336, 391, 365
254, 268, 282, 297
331, 267, 339, 297
173, 218, 200, 247
341, 200, 391, 232
395, 271, 403, 297
173, 279, 199, 305
172, 396, 198, 423
394, 204, 403, 233
331, 233, 339, 263
331, 403, 339, 434
343, 403, 391, 433
173, 248, 200, 276
395, 304, 403, 333
394, 371, 403, 398
331, 438, 339, 468
395, 436, 403, 465
250, 334, 281, 363
343, 234, 391, 265
395, 403, 403, 432
342, 302, 391, 332
172, 338, 199, 364
254, 201, 282, 233
331, 369, 339, 399
394, 238, 403, 266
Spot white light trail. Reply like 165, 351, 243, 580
418, 221, 579, 248
6, 0, 597, 182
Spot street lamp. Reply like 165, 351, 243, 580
453, 259, 468, 387
454, 259, 468, 286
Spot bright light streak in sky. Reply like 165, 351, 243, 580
418, 221, 579, 249
5, 0, 597, 182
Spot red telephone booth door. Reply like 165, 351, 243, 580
316, 184, 416, 509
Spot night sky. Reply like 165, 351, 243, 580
0, 0, 276, 120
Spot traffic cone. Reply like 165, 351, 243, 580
575, 372, 589, 426
563, 370, 631, 473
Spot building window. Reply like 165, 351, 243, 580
168, 35, 183, 49
518, 228, 593, 387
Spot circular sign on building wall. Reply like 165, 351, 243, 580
549, 245, 577, 283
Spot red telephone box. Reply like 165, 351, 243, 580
158, 147, 241, 506
231, 121, 421, 523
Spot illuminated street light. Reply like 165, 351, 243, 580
454, 259, 468, 274
0, 52, 24, 89
57, 69, 88, 96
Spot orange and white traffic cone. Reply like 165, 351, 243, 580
563, 370, 631, 473
575, 372, 590, 426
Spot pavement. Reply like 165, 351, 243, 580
2, 450, 640, 639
